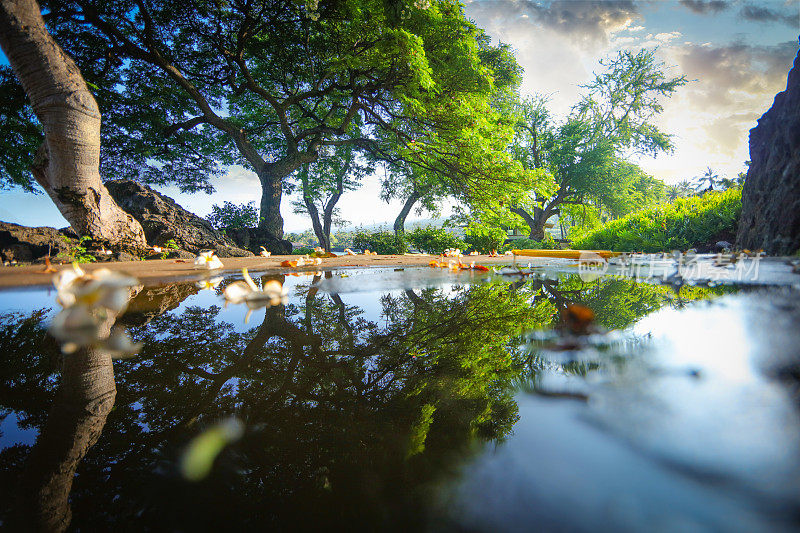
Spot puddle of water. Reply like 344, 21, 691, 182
0, 266, 798, 531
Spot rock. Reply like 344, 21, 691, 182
715, 241, 733, 251
115, 251, 138, 262
737, 44, 800, 255
225, 227, 292, 255
0, 221, 79, 263
119, 283, 201, 326
105, 179, 254, 257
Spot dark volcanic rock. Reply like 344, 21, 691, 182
120, 283, 201, 326
737, 45, 800, 255
106, 179, 253, 257
224, 227, 292, 255
0, 221, 78, 263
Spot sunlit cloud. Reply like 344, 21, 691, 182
466, 0, 798, 185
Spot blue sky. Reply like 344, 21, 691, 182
1, 0, 798, 232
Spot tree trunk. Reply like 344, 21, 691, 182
303, 195, 328, 251
258, 170, 284, 239
21, 331, 116, 531
320, 173, 345, 252
0, 0, 147, 249
394, 190, 422, 238
511, 206, 547, 240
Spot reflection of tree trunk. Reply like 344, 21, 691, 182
22, 343, 116, 532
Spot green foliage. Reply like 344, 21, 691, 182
572, 189, 742, 252
206, 202, 259, 230
407, 226, 466, 254
464, 224, 507, 254
292, 247, 315, 256
57, 235, 96, 263
0, 67, 42, 192
506, 49, 685, 237
504, 235, 557, 251
353, 230, 408, 255
3, 0, 530, 232
160, 239, 179, 259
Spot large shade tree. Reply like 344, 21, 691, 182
1, 0, 534, 251
0, 0, 147, 247
509, 49, 686, 240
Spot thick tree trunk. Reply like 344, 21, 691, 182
21, 326, 116, 531
394, 190, 422, 238
511, 206, 548, 240
512, 187, 565, 241
259, 171, 284, 239
0, 0, 147, 248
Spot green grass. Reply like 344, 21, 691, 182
572, 188, 741, 252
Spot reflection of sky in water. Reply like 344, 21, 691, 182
0, 411, 39, 447
448, 291, 800, 531
2, 269, 800, 531
0, 287, 59, 316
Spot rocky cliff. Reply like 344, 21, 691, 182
736, 45, 800, 255
105, 180, 253, 257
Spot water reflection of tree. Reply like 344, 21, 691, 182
0, 275, 726, 530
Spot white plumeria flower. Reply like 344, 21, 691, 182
195, 276, 223, 290
101, 328, 143, 359
259, 246, 272, 257
49, 263, 140, 353
194, 250, 223, 270
54, 264, 138, 314
49, 305, 102, 353
224, 268, 288, 306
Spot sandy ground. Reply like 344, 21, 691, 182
0, 254, 519, 289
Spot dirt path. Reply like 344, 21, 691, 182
0, 254, 519, 289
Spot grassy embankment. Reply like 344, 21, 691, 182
571, 188, 741, 252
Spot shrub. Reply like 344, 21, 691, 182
207, 201, 259, 229
407, 226, 467, 254
572, 188, 741, 252
292, 246, 315, 255
464, 225, 507, 254
352, 230, 407, 254
504, 234, 557, 251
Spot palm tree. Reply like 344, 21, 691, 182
666, 180, 694, 201
693, 167, 721, 192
